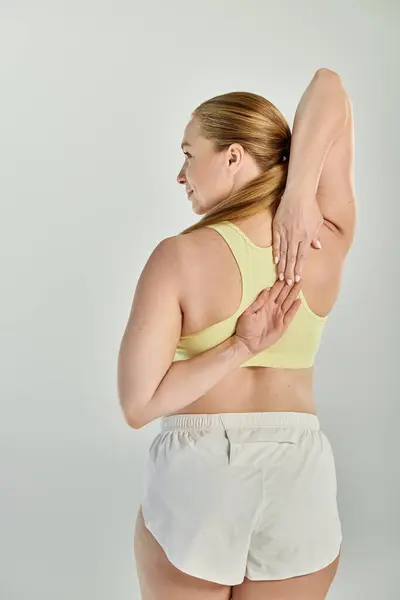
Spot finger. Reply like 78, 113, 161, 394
251, 288, 270, 312
277, 235, 287, 281
268, 279, 286, 303
293, 241, 307, 282
284, 241, 298, 286
274, 278, 295, 306
281, 281, 302, 313
283, 298, 301, 327
311, 239, 322, 249
272, 227, 281, 265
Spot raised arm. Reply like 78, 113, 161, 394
314, 92, 356, 248
273, 68, 355, 283
284, 68, 349, 199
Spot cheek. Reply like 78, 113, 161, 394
188, 163, 207, 189
207, 162, 231, 198
189, 158, 230, 202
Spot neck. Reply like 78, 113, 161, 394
233, 212, 274, 246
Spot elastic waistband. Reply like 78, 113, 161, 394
160, 411, 320, 431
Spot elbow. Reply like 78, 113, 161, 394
125, 411, 148, 430
314, 68, 348, 121
314, 67, 342, 81
127, 415, 147, 430
119, 399, 149, 430
314, 68, 347, 95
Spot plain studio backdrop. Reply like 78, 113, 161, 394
0, 1, 398, 599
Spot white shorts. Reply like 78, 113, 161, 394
141, 411, 342, 585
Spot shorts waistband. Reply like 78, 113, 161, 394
160, 411, 320, 431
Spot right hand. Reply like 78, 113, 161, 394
272, 193, 323, 285
234, 280, 302, 356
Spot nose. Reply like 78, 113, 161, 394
176, 163, 186, 185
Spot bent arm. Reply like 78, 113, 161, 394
117, 237, 253, 430
283, 68, 348, 199
282, 68, 356, 250
125, 336, 252, 429
315, 93, 356, 245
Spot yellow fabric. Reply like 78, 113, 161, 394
173, 221, 327, 369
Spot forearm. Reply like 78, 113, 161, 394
128, 336, 253, 428
283, 68, 348, 199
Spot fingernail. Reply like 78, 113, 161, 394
279, 273, 284, 281
316, 241, 322, 249
274, 256, 279, 264
287, 279, 293, 286
295, 275, 301, 282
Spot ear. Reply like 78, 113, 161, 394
227, 143, 245, 172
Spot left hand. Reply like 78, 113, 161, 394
272, 194, 323, 285
234, 279, 302, 355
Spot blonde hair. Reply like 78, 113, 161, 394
180, 91, 291, 235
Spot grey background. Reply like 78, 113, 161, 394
0, 1, 398, 598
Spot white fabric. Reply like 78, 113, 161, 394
141, 411, 342, 585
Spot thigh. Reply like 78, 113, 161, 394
134, 506, 232, 600
232, 551, 340, 600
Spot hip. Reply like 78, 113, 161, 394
144, 410, 338, 495
141, 410, 342, 584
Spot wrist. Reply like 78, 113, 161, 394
281, 187, 316, 205
231, 335, 255, 362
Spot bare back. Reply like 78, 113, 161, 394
173, 95, 355, 416
172, 216, 347, 416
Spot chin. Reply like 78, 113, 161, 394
192, 206, 207, 215
190, 199, 206, 215
191, 195, 218, 216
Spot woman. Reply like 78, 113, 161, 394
118, 68, 356, 599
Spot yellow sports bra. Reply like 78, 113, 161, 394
172, 221, 327, 368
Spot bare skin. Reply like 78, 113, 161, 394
169, 211, 338, 417
134, 508, 341, 600
134, 508, 232, 600
125, 70, 355, 599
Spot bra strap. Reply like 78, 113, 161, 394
205, 221, 251, 311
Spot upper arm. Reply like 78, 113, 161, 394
117, 236, 183, 425
316, 94, 357, 252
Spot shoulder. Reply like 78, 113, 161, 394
149, 227, 222, 291
142, 230, 207, 284
136, 235, 184, 298
146, 226, 233, 292
145, 232, 197, 271
149, 235, 181, 263
156, 227, 218, 260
